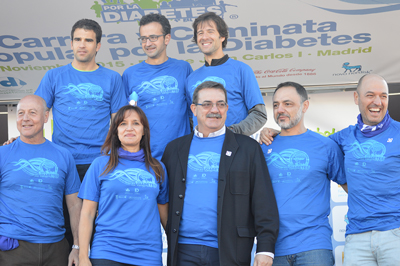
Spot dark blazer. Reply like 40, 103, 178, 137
162, 129, 279, 266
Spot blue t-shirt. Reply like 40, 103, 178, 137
78, 156, 169, 265
0, 138, 80, 243
179, 134, 225, 248
123, 58, 193, 160
329, 119, 400, 235
186, 58, 264, 128
262, 130, 346, 256
35, 63, 126, 164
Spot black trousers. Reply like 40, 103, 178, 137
177, 244, 220, 266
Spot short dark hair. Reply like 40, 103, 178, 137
71, 19, 102, 44
192, 12, 228, 49
192, 81, 228, 104
139, 13, 171, 35
274, 81, 308, 103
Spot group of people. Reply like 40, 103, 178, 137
0, 10, 399, 266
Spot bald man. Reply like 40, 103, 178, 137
0, 95, 82, 266
329, 74, 400, 265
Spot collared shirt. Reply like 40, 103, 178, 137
205, 54, 229, 67
194, 126, 226, 138
193, 125, 274, 259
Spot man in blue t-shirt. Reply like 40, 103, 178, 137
123, 14, 193, 160
162, 81, 279, 266
32, 19, 125, 248
261, 82, 346, 266
329, 74, 400, 265
186, 12, 267, 136
0, 95, 82, 266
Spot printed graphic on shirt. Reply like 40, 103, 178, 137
13, 158, 59, 178
267, 149, 310, 170
348, 140, 386, 161
135, 76, 180, 109
190, 76, 226, 95
136, 76, 179, 95
188, 152, 220, 172
266, 149, 310, 184
62, 83, 104, 105
109, 168, 157, 188
188, 152, 220, 185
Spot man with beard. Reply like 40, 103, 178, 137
261, 82, 346, 266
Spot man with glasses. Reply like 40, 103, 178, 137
186, 12, 267, 136
122, 13, 193, 160
162, 81, 279, 266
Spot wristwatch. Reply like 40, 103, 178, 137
72, 245, 80, 250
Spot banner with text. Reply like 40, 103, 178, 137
1, 0, 400, 99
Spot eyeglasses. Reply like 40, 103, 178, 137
196, 101, 227, 110
138, 35, 165, 43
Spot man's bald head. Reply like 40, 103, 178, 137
354, 74, 389, 126
17, 95, 48, 113
17, 95, 49, 144
357, 74, 388, 94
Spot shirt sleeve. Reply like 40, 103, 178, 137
157, 162, 169, 204
122, 69, 131, 99
240, 62, 264, 111
326, 139, 347, 185
64, 151, 81, 195
78, 159, 102, 202
110, 73, 127, 114
34, 71, 55, 109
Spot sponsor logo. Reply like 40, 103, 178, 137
342, 62, 361, 73
90, 0, 237, 23
0, 76, 27, 90
332, 62, 371, 76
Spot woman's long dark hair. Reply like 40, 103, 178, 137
100, 105, 164, 182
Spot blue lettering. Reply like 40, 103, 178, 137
23, 38, 43, 48
110, 47, 130, 60
14, 52, 34, 64
107, 34, 127, 44
275, 36, 295, 49
0, 77, 18, 87
297, 37, 317, 47
0, 35, 21, 49
332, 35, 352, 45
0, 53, 13, 62
353, 33, 371, 44
282, 24, 302, 35
171, 27, 192, 41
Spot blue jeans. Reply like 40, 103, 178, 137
344, 228, 400, 266
273, 249, 334, 266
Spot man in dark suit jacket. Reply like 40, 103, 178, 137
162, 81, 279, 266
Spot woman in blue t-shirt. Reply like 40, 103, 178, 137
78, 105, 169, 266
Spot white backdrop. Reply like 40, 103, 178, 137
1, 0, 400, 99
